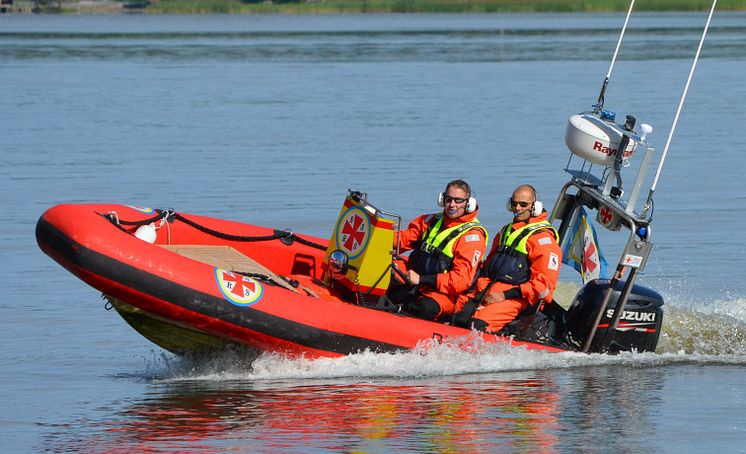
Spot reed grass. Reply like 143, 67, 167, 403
146, 0, 746, 14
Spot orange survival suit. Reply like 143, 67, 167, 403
457, 211, 561, 333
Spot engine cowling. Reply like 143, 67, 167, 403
565, 279, 664, 353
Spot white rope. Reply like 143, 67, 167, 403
606, 0, 636, 81
154, 210, 173, 245
650, 0, 718, 192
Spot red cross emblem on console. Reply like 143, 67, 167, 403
336, 207, 370, 257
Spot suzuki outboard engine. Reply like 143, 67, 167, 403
566, 279, 664, 353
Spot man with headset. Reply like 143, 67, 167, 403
389, 179, 488, 322
455, 184, 562, 333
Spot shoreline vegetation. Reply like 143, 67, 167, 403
4, 0, 746, 15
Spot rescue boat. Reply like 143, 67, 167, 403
35, 198, 566, 357
35, 185, 664, 358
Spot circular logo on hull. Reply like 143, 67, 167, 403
335, 206, 370, 259
215, 268, 264, 307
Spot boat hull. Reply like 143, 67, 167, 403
36, 203, 567, 357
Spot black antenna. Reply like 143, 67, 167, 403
594, 0, 636, 114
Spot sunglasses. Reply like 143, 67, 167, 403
443, 195, 468, 204
510, 199, 531, 208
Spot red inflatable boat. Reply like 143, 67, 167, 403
36, 174, 667, 358
36, 197, 574, 358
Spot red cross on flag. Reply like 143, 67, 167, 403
563, 207, 608, 284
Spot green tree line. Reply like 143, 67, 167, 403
20, 0, 746, 15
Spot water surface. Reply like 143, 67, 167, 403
2, 12, 746, 452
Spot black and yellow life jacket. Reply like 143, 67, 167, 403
408, 213, 488, 275
482, 220, 559, 285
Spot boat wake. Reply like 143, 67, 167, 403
553, 282, 746, 356
658, 296, 746, 355
112, 278, 745, 384
146, 293, 746, 384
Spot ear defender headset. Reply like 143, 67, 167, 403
438, 180, 477, 214
506, 185, 543, 216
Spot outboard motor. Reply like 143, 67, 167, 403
566, 279, 664, 353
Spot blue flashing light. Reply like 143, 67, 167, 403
600, 110, 616, 121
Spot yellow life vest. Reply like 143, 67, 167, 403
483, 220, 559, 284
408, 213, 488, 274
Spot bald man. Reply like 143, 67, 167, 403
455, 184, 562, 333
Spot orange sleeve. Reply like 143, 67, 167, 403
396, 214, 430, 253
518, 230, 562, 303
435, 228, 487, 295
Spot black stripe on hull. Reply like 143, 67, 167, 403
36, 217, 403, 355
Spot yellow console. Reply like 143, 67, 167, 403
323, 191, 396, 297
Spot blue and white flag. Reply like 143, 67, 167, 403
562, 207, 608, 284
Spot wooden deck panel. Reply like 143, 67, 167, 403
160, 244, 300, 293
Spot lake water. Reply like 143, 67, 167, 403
2, 11, 746, 452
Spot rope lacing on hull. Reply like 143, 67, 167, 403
100, 208, 327, 250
